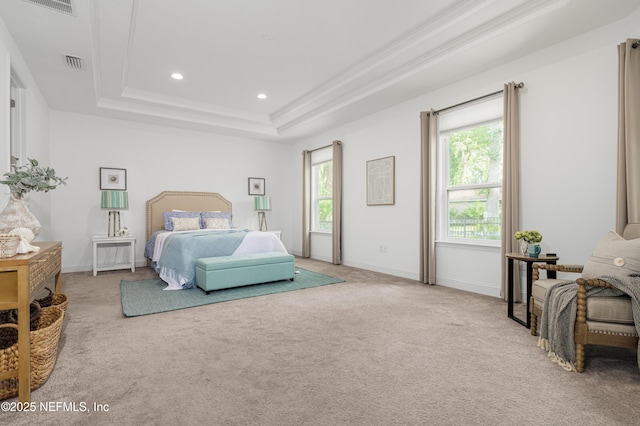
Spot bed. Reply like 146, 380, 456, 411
144, 191, 288, 290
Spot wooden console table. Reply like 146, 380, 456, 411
0, 241, 62, 402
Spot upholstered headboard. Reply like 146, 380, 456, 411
145, 191, 232, 242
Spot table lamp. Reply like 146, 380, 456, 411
254, 196, 271, 231
101, 190, 128, 237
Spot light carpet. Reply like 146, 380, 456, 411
4, 258, 639, 425
120, 267, 344, 317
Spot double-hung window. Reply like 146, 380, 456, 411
437, 96, 503, 243
311, 147, 333, 232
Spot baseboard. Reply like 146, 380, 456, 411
436, 276, 501, 298
342, 260, 419, 281
435, 277, 527, 301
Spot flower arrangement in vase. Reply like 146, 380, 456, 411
0, 158, 67, 238
514, 230, 542, 256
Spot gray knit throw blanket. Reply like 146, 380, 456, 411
538, 274, 640, 372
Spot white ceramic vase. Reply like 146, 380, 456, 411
519, 239, 528, 256
0, 193, 41, 238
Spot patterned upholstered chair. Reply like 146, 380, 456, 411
530, 225, 640, 372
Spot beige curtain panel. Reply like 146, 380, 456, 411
302, 150, 311, 258
501, 82, 522, 301
616, 39, 640, 234
302, 142, 342, 263
419, 110, 438, 284
332, 140, 343, 265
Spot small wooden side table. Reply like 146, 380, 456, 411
506, 252, 559, 328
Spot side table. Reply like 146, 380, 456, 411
506, 252, 558, 328
92, 236, 136, 276
265, 230, 281, 240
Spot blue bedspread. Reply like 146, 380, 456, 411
157, 229, 249, 289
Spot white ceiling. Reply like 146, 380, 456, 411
1, 0, 639, 142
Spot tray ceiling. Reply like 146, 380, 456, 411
1, 0, 639, 141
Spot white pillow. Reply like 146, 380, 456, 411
581, 231, 640, 279
171, 216, 201, 231
204, 217, 230, 230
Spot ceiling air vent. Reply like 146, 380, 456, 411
62, 54, 84, 70
22, 0, 74, 15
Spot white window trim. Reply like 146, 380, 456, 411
311, 156, 333, 234
437, 117, 503, 247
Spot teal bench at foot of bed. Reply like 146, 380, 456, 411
195, 252, 295, 293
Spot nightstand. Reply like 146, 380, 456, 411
266, 230, 281, 239
92, 235, 136, 276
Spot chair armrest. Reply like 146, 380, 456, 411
532, 263, 583, 281
575, 277, 615, 289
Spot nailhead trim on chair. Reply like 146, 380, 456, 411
590, 330, 638, 337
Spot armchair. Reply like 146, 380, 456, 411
530, 263, 582, 335
574, 276, 637, 372
530, 226, 640, 373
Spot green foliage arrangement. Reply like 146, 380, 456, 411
1, 158, 67, 198
514, 230, 542, 244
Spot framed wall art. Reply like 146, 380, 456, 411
100, 167, 127, 190
366, 156, 395, 206
248, 177, 265, 196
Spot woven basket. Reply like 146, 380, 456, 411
36, 287, 54, 308
0, 306, 65, 400
0, 234, 20, 259
7, 301, 42, 332
1, 302, 42, 350
51, 293, 68, 313
0, 309, 12, 324
0, 302, 43, 349
0, 325, 17, 351
35, 287, 68, 312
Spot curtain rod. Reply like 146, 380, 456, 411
303, 140, 341, 154
434, 82, 524, 114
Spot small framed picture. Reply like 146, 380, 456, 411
100, 167, 127, 190
248, 177, 265, 195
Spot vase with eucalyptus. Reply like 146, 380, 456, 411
0, 158, 67, 238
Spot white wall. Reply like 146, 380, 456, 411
0, 15, 52, 239
50, 112, 294, 272
4, 10, 639, 299
0, 28, 9, 176
290, 14, 640, 298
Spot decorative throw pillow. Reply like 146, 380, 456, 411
171, 216, 201, 231
203, 217, 230, 230
200, 211, 233, 228
163, 211, 201, 231
581, 231, 640, 279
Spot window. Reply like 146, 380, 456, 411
312, 160, 333, 232
310, 146, 333, 232
437, 96, 503, 242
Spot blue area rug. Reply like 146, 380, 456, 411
120, 267, 345, 317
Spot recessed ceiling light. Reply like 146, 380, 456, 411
171, 73, 184, 80
257, 93, 267, 99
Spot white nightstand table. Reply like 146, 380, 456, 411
265, 230, 281, 239
92, 235, 136, 276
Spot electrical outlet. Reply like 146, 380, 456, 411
379, 245, 388, 253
